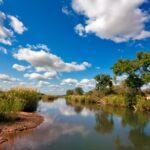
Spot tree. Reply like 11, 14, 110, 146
94, 74, 113, 94
112, 52, 150, 91
74, 87, 84, 95
112, 51, 150, 108
66, 90, 74, 96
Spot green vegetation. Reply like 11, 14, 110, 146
95, 74, 113, 95
0, 87, 40, 122
41, 94, 60, 102
112, 51, 150, 107
66, 87, 84, 96
66, 51, 150, 112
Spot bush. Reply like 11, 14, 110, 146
136, 95, 150, 111
9, 87, 39, 112
102, 95, 127, 107
0, 91, 23, 122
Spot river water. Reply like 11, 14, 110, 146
1, 98, 150, 150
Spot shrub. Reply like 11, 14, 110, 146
8, 87, 39, 112
136, 95, 150, 111
0, 92, 23, 122
103, 95, 127, 107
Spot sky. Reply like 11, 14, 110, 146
0, 0, 150, 95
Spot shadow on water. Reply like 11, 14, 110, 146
1, 98, 150, 150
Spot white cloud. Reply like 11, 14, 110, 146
37, 81, 51, 87
0, 74, 18, 82
61, 78, 96, 92
0, 11, 26, 45
141, 83, 150, 90
76, 79, 96, 91
62, 6, 73, 15
114, 74, 128, 85
72, 0, 150, 42
13, 45, 91, 74
12, 64, 31, 72
0, 46, 7, 54
74, 24, 86, 36
8, 15, 27, 34
24, 71, 57, 80
61, 78, 78, 85
26, 44, 50, 51
0, 12, 13, 45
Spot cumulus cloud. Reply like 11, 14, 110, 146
0, 12, 13, 45
76, 79, 96, 90
61, 78, 78, 85
8, 15, 27, 34
12, 64, 31, 72
0, 46, 7, 54
72, 0, 150, 42
61, 78, 96, 92
0, 11, 26, 45
13, 45, 91, 76
37, 81, 51, 87
24, 71, 57, 80
0, 73, 18, 82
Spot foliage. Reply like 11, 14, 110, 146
9, 87, 39, 112
112, 51, 150, 107
136, 95, 150, 111
102, 95, 127, 107
66, 90, 74, 96
0, 91, 23, 122
74, 87, 84, 95
41, 94, 59, 101
112, 52, 150, 89
94, 74, 113, 95
143, 88, 150, 94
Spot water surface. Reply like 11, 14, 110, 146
1, 98, 150, 150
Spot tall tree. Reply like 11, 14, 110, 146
94, 74, 113, 94
75, 87, 84, 95
112, 51, 150, 107
112, 52, 150, 92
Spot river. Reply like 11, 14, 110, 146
1, 98, 150, 150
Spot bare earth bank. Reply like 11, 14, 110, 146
0, 112, 44, 145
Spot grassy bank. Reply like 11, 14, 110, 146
41, 94, 60, 102
65, 93, 150, 112
0, 87, 40, 122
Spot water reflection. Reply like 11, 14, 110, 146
1, 98, 150, 150
95, 111, 114, 134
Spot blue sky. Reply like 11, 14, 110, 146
0, 0, 150, 94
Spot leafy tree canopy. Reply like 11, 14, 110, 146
112, 52, 150, 90
94, 74, 113, 93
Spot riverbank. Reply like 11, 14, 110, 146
66, 94, 150, 112
0, 112, 43, 145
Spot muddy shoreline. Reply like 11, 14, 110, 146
0, 112, 44, 145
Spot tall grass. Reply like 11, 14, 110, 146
102, 95, 127, 107
0, 91, 23, 122
0, 87, 40, 122
9, 87, 39, 112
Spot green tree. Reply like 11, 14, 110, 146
112, 51, 150, 108
75, 87, 84, 95
94, 74, 113, 95
66, 90, 74, 96
112, 52, 150, 91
